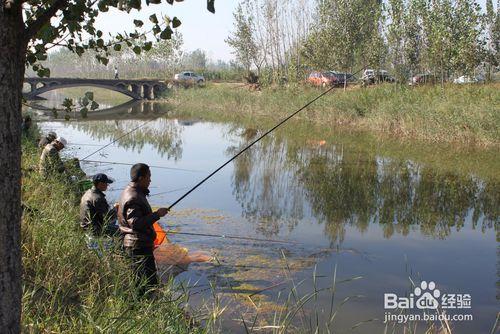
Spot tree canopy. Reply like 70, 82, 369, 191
21, 0, 215, 77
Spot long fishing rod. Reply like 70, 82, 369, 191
166, 67, 366, 211
80, 159, 202, 173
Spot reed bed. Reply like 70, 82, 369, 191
169, 83, 499, 147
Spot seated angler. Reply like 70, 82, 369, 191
80, 173, 119, 237
39, 136, 67, 176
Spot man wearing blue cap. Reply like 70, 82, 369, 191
79, 173, 119, 236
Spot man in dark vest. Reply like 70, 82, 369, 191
118, 163, 169, 294
79, 173, 118, 237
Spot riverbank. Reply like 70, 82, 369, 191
169, 83, 499, 147
20, 129, 201, 332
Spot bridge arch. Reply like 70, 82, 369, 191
23, 78, 167, 100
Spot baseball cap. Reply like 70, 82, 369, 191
56, 136, 67, 147
92, 173, 114, 184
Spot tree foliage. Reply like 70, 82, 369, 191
227, 0, 497, 83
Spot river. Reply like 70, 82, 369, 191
31, 95, 499, 334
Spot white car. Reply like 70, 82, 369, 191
453, 75, 484, 84
174, 71, 205, 84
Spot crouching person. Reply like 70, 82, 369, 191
118, 163, 169, 295
80, 173, 119, 249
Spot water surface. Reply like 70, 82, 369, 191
36, 101, 499, 333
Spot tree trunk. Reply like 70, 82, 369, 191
0, 3, 26, 333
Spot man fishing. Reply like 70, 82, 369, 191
117, 163, 169, 295
79, 173, 119, 237
39, 136, 67, 176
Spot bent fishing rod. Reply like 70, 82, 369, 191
166, 67, 366, 211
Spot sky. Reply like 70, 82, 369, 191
95, 1, 239, 62
94, 0, 492, 62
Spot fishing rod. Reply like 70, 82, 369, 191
80, 159, 202, 173
166, 67, 366, 211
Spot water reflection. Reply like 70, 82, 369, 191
228, 131, 499, 245
72, 116, 184, 160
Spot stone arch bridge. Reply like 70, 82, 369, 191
23, 77, 168, 100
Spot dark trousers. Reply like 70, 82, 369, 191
125, 247, 158, 295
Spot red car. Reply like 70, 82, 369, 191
307, 71, 339, 87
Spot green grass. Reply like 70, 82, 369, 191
169, 83, 500, 147
21, 128, 203, 333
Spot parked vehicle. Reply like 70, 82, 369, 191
361, 69, 395, 85
326, 71, 357, 85
410, 73, 438, 85
453, 75, 485, 84
174, 71, 205, 85
306, 71, 339, 87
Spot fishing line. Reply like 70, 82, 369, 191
167, 230, 300, 244
80, 113, 165, 161
149, 186, 190, 197
166, 67, 366, 211
80, 159, 202, 173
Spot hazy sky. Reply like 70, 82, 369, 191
95, 1, 239, 62
94, 0, 492, 62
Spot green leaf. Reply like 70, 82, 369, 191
97, 39, 104, 47
98, 0, 108, 12
143, 41, 152, 51
207, 0, 215, 13
75, 45, 85, 56
133, 19, 143, 27
160, 26, 173, 40
128, 0, 141, 9
149, 14, 158, 24
152, 24, 161, 34
80, 107, 88, 118
133, 46, 142, 54
37, 67, 50, 78
84, 91, 94, 100
81, 96, 89, 107
90, 101, 99, 110
35, 53, 48, 61
27, 54, 37, 65
62, 98, 74, 109
172, 17, 181, 28
114, 43, 122, 51
97, 30, 103, 38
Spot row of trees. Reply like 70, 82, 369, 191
33, 32, 245, 81
227, 0, 500, 83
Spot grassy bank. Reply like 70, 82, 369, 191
21, 129, 202, 333
170, 83, 499, 147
